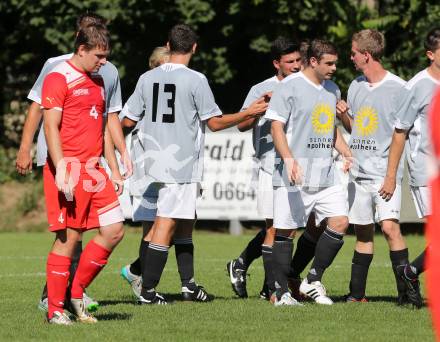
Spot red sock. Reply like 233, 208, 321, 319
71, 240, 111, 299
46, 253, 71, 319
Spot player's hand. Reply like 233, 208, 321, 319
55, 161, 76, 201
284, 157, 303, 185
378, 175, 396, 201
121, 149, 133, 179
341, 156, 353, 173
246, 97, 269, 117
15, 148, 33, 175
111, 170, 124, 196
341, 151, 353, 173
263, 92, 273, 103
336, 100, 349, 120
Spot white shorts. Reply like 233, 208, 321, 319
132, 183, 200, 222
257, 169, 274, 220
273, 184, 348, 229
410, 186, 431, 218
348, 181, 401, 224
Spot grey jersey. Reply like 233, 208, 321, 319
120, 62, 222, 188
348, 72, 406, 183
28, 53, 122, 166
395, 69, 440, 186
241, 75, 280, 174
265, 72, 341, 187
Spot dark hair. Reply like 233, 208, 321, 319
270, 37, 300, 61
300, 40, 310, 66
74, 24, 110, 52
306, 39, 337, 62
168, 24, 199, 54
425, 28, 440, 52
76, 12, 107, 31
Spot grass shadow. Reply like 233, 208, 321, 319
333, 295, 427, 308
95, 312, 133, 321
99, 299, 136, 307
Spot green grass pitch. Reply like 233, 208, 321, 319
0, 230, 433, 341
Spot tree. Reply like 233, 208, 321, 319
1, 0, 439, 148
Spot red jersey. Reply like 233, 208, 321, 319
427, 89, 440, 338
41, 60, 105, 164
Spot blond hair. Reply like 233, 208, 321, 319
352, 29, 385, 60
149, 46, 170, 69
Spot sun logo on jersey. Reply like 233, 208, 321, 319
355, 106, 379, 136
311, 104, 334, 134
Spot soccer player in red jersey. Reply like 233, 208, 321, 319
41, 24, 127, 325
427, 89, 440, 337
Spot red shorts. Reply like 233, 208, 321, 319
43, 162, 124, 232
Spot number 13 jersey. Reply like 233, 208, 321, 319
121, 63, 222, 183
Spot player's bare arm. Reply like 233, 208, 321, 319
379, 128, 406, 200
271, 120, 302, 184
121, 117, 136, 127
237, 92, 272, 132
15, 101, 42, 175
336, 100, 352, 133
237, 116, 259, 132
333, 126, 352, 173
207, 96, 268, 132
107, 112, 133, 178
120, 116, 137, 137
43, 108, 75, 199
104, 121, 124, 195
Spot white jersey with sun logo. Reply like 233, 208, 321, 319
311, 103, 335, 134
354, 106, 379, 136
347, 72, 406, 183
265, 72, 341, 188
394, 69, 440, 187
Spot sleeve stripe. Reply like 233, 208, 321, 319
41, 106, 62, 112
108, 105, 122, 114
264, 109, 287, 123
394, 119, 410, 130
122, 112, 140, 122
200, 109, 223, 121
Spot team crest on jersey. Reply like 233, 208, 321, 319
355, 106, 379, 136
311, 103, 334, 134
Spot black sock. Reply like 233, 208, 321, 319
174, 238, 195, 288
349, 251, 373, 299
410, 249, 426, 276
129, 239, 145, 276
69, 241, 82, 282
139, 240, 150, 271
41, 284, 48, 301
390, 248, 409, 297
130, 258, 142, 276
272, 236, 294, 298
141, 243, 169, 299
307, 227, 344, 283
238, 229, 265, 270
262, 244, 275, 294
290, 230, 317, 278
65, 240, 82, 300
